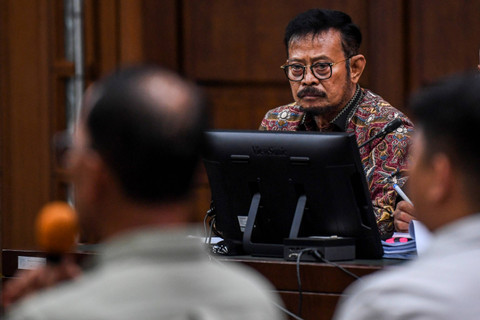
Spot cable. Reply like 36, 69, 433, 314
271, 301, 304, 320
203, 212, 209, 244
295, 248, 313, 318
203, 202, 217, 245
294, 248, 362, 319
312, 250, 361, 280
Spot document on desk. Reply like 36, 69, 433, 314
381, 220, 433, 259
382, 232, 416, 259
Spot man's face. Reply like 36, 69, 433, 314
408, 131, 433, 228
68, 121, 100, 242
287, 29, 355, 115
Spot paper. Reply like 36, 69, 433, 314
381, 220, 433, 259
409, 220, 433, 256
18, 256, 46, 270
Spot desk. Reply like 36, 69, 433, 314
2, 249, 398, 320
221, 256, 397, 320
2, 249, 93, 279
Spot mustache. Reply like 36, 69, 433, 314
297, 87, 327, 99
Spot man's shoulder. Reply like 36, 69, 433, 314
6, 252, 286, 320
358, 89, 402, 116
263, 102, 303, 118
333, 262, 425, 320
353, 88, 413, 127
335, 245, 480, 320
5, 278, 93, 319
260, 102, 304, 131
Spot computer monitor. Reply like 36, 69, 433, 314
202, 130, 383, 259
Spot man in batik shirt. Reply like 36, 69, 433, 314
259, 9, 414, 238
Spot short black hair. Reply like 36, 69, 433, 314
85, 65, 209, 203
410, 71, 480, 206
284, 9, 362, 58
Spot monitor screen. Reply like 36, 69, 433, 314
202, 130, 383, 259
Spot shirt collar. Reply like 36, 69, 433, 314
298, 84, 363, 132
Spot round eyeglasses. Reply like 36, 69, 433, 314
280, 57, 351, 81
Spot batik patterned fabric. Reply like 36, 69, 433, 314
259, 88, 414, 237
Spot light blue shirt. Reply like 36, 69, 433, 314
334, 213, 480, 320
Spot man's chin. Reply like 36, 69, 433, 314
299, 104, 337, 116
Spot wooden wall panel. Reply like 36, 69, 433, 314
408, 0, 480, 91
85, 0, 120, 79
0, 0, 7, 258
1, 0, 54, 249
0, 0, 158, 252
366, 0, 407, 111
205, 86, 292, 129
2, 0, 480, 254
118, 0, 144, 64
183, 0, 369, 82
142, 0, 178, 69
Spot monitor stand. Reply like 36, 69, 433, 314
243, 193, 307, 257
243, 193, 355, 260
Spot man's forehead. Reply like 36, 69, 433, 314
289, 29, 342, 48
287, 29, 343, 58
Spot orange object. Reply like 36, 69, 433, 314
36, 201, 78, 253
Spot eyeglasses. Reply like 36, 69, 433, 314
280, 57, 352, 81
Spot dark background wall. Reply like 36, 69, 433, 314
1, 0, 479, 253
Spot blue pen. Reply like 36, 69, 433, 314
393, 183, 413, 206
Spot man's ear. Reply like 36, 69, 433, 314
428, 154, 454, 204
349, 54, 366, 84
81, 152, 109, 204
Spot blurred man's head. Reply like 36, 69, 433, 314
69, 65, 208, 241
408, 71, 480, 231
281, 9, 365, 119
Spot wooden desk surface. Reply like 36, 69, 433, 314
2, 249, 399, 320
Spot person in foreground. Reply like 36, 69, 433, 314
333, 71, 480, 320
393, 55, 480, 232
259, 8, 414, 238
3, 65, 285, 319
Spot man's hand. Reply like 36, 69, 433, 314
393, 200, 415, 233
1, 256, 81, 310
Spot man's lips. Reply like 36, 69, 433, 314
302, 94, 322, 99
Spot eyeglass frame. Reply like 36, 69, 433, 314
280, 56, 353, 82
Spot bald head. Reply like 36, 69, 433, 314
83, 65, 209, 203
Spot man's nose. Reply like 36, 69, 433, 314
302, 67, 319, 85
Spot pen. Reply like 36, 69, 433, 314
393, 183, 413, 206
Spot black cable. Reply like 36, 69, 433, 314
203, 201, 217, 245
312, 250, 361, 280
271, 301, 305, 320
203, 212, 210, 244
293, 248, 362, 320
295, 248, 313, 318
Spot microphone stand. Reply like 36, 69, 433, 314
358, 118, 403, 149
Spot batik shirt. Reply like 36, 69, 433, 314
259, 86, 414, 237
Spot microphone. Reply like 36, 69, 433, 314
36, 201, 79, 263
358, 118, 403, 149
